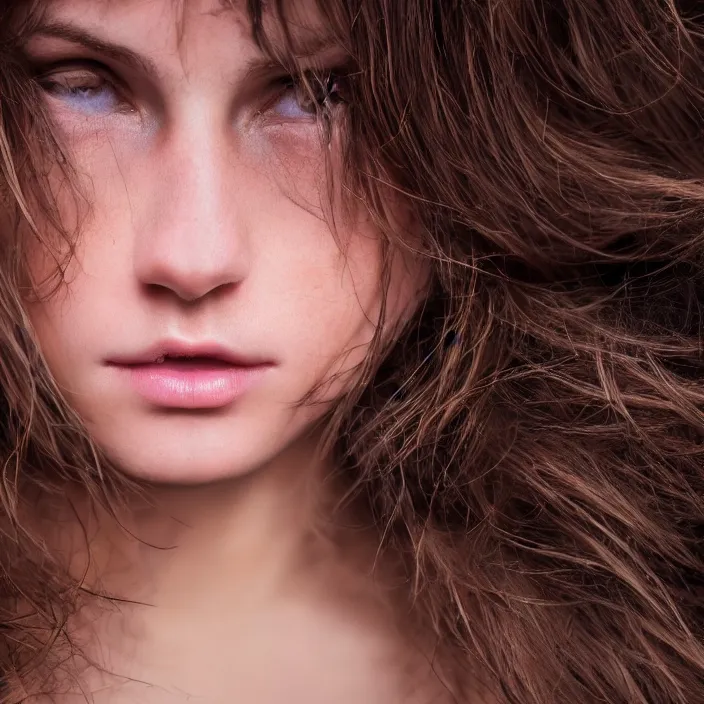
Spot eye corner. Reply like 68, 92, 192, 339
257, 68, 350, 127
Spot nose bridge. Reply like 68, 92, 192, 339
133, 120, 248, 302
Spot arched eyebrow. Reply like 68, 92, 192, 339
23, 21, 161, 79
242, 37, 346, 82
23, 19, 342, 80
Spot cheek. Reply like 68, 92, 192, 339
24, 228, 113, 399
23, 147, 117, 307
25, 285, 84, 381
285, 231, 425, 399
24, 110, 424, 405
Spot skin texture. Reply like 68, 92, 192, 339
19, 1, 449, 702
25, 0, 423, 485
1, 0, 701, 701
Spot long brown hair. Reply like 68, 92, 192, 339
2, 0, 704, 702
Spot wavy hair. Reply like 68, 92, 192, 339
1, 0, 704, 702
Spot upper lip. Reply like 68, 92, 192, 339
106, 340, 273, 367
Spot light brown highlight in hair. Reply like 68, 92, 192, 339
1, 0, 704, 702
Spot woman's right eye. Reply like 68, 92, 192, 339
37, 67, 127, 116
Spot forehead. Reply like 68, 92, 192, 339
38, 0, 328, 59
41, 0, 247, 36
40, 0, 320, 32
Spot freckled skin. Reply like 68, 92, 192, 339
20, 2, 453, 703
27, 0, 423, 485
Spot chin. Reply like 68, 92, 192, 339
111, 448, 265, 486
119, 457, 255, 486
88, 417, 281, 486
75, 394, 329, 486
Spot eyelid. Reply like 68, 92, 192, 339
42, 58, 122, 81
31, 55, 349, 125
256, 72, 343, 125
32, 58, 127, 92
32, 59, 140, 120
276, 69, 348, 102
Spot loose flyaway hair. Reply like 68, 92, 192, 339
0, 0, 703, 702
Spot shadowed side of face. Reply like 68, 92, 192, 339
22, 0, 424, 484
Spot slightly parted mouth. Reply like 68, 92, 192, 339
106, 341, 273, 368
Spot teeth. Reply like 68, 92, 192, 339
155, 355, 166, 364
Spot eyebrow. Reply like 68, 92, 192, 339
24, 20, 341, 81
285, 33, 341, 60
24, 21, 161, 78
241, 38, 344, 84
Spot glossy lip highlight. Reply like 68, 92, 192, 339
105, 340, 275, 409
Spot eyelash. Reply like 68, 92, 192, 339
33, 60, 348, 123
274, 72, 347, 113
36, 63, 130, 116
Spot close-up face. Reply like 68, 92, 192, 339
22, 0, 424, 484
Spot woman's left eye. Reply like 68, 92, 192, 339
37, 68, 126, 116
270, 73, 346, 121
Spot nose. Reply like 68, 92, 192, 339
133, 126, 249, 303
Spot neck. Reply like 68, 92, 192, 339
28, 438, 447, 703
47, 431, 361, 608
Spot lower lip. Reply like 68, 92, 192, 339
113, 360, 271, 409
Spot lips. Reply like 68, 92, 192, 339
109, 341, 267, 368
152, 355, 230, 367
106, 341, 273, 409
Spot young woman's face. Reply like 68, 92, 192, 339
24, 0, 423, 483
